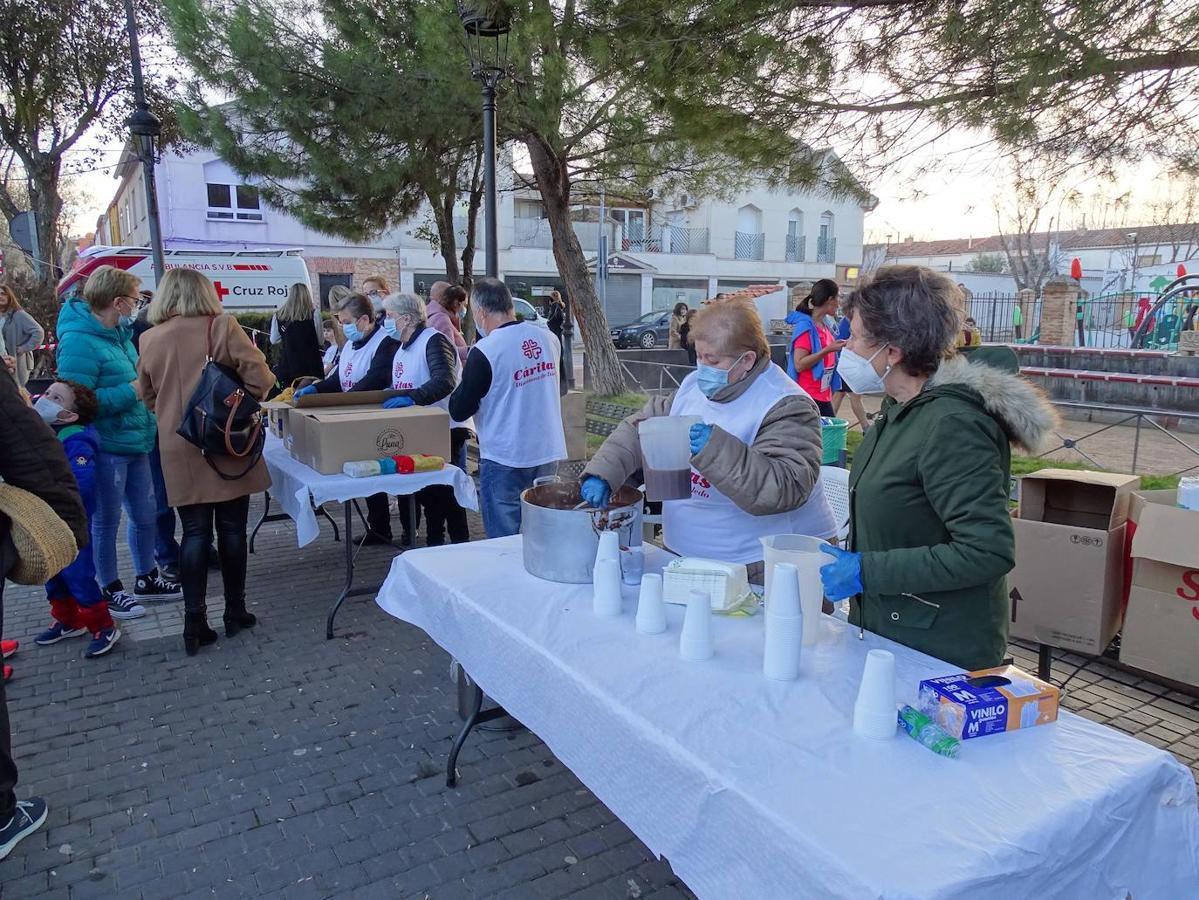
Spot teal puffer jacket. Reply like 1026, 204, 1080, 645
55, 298, 156, 456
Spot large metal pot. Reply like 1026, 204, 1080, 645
521, 477, 643, 583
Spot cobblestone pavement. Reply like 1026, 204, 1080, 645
1, 496, 1197, 898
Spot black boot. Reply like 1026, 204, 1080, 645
183, 611, 218, 656
223, 595, 257, 637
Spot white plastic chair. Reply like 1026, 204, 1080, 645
820, 465, 851, 543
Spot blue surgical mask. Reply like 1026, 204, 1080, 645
695, 353, 746, 399
381, 318, 399, 338
343, 321, 362, 342
34, 396, 64, 425
120, 314, 136, 328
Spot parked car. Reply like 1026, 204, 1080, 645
609, 310, 673, 349
514, 297, 549, 328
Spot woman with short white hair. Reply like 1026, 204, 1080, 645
377, 292, 473, 545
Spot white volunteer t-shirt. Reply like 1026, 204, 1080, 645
337, 326, 388, 391
472, 322, 566, 467
391, 327, 473, 430
663, 363, 836, 564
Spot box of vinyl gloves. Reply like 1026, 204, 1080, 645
918, 666, 1060, 741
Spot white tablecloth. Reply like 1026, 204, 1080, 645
261, 437, 478, 547
377, 536, 1199, 900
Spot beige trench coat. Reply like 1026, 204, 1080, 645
137, 314, 274, 507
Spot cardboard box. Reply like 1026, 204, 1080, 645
261, 401, 291, 441
292, 390, 393, 409
286, 405, 373, 463
292, 406, 450, 475
1008, 469, 1140, 654
1119, 490, 1199, 687
919, 665, 1060, 741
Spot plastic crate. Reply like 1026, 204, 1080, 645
820, 417, 849, 465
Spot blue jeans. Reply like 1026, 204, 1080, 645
92, 452, 157, 586
149, 438, 180, 571
478, 459, 557, 539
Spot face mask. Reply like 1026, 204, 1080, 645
381, 318, 399, 338
343, 321, 363, 342
120, 314, 136, 328
34, 396, 64, 425
695, 353, 746, 399
457, 307, 467, 322
837, 344, 891, 395
367, 293, 383, 313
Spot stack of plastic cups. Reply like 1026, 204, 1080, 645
635, 573, 667, 634
595, 530, 619, 568
593, 531, 622, 618
853, 649, 897, 740
679, 589, 714, 661
763, 563, 803, 681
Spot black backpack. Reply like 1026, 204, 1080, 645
176, 316, 265, 480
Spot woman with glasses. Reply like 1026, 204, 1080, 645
55, 265, 182, 620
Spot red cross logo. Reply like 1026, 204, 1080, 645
213, 280, 230, 301
521, 339, 542, 360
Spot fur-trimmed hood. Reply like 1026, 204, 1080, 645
924, 354, 1059, 454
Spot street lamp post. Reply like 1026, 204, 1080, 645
458, 4, 510, 279
124, 0, 165, 286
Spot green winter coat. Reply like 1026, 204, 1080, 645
848, 354, 1057, 670
55, 297, 156, 456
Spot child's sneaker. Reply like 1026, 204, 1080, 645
103, 583, 146, 620
84, 628, 120, 659
1, 640, 16, 659
134, 569, 183, 601
35, 623, 88, 645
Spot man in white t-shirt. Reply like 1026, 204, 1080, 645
449, 278, 566, 537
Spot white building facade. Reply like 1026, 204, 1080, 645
101, 145, 874, 326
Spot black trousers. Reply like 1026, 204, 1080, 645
0, 582, 15, 823
816, 399, 836, 418
365, 494, 423, 540
419, 428, 472, 546
178, 495, 250, 615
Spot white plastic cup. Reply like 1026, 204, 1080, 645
767, 563, 802, 618
760, 535, 826, 646
620, 545, 644, 586
595, 530, 620, 566
635, 573, 667, 635
593, 557, 623, 618
853, 649, 897, 740
763, 614, 803, 681
679, 589, 714, 661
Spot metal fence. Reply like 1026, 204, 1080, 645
816, 236, 836, 264
965, 291, 1197, 349
623, 225, 710, 255
734, 231, 765, 260
785, 233, 805, 262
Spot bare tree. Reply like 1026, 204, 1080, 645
1141, 176, 1199, 262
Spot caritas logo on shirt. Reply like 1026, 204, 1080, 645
691, 471, 711, 499
341, 361, 354, 390
513, 338, 556, 386
392, 359, 414, 389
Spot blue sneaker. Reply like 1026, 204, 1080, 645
0, 797, 48, 861
35, 622, 88, 646
84, 628, 121, 659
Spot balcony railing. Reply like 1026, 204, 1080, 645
785, 233, 805, 262
514, 217, 615, 252
623, 225, 710, 255
734, 230, 765, 261
816, 235, 836, 263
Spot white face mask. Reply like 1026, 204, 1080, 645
34, 396, 64, 425
838, 344, 891, 394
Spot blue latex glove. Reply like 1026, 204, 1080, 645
383, 395, 415, 409
689, 422, 713, 455
294, 385, 317, 399
820, 544, 864, 601
580, 476, 611, 508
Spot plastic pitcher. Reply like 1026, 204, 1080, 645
760, 534, 826, 645
639, 416, 701, 501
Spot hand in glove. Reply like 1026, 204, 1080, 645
689, 422, 713, 455
383, 395, 416, 409
580, 475, 611, 508
294, 385, 317, 399
820, 544, 864, 601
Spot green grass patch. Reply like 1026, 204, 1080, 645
589, 390, 648, 409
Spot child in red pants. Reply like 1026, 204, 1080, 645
33, 381, 120, 658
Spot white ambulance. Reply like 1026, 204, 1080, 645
58, 246, 310, 309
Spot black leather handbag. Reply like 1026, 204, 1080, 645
176, 316, 265, 480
